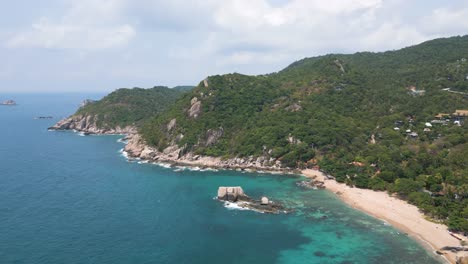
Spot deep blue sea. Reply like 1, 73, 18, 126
0, 93, 443, 264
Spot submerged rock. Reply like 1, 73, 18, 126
296, 180, 325, 189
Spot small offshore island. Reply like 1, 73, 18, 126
0, 99, 16, 105
49, 36, 468, 263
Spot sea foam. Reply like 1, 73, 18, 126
223, 201, 251, 211
119, 148, 129, 159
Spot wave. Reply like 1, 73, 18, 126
153, 162, 172, 168
119, 148, 129, 159
223, 201, 251, 211
200, 168, 219, 172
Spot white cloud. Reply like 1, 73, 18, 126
7, 17, 135, 50
1, 0, 468, 92
422, 7, 468, 36
362, 23, 427, 50
6, 0, 135, 50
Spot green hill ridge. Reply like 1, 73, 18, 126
60, 35, 467, 232
74, 86, 193, 129
139, 36, 467, 232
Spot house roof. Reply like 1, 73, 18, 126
435, 113, 450, 118
454, 110, 468, 116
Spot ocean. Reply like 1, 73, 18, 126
0, 93, 442, 264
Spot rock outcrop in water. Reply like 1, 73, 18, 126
217, 186, 248, 202
0, 100, 16, 105
217, 186, 287, 214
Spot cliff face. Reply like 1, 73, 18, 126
49, 114, 137, 135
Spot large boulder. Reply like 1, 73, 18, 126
261, 197, 269, 205
188, 97, 202, 118
217, 186, 246, 202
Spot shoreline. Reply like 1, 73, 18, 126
302, 169, 465, 264
50, 127, 466, 263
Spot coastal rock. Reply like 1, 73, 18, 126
124, 134, 145, 157
217, 186, 247, 202
162, 144, 183, 159
188, 97, 202, 118
49, 115, 137, 135
80, 99, 95, 108
167, 118, 177, 131
140, 147, 157, 159
203, 127, 224, 146
457, 256, 468, 264
217, 187, 287, 214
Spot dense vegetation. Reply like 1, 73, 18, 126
75, 86, 193, 128
141, 36, 468, 232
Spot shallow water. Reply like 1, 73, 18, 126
0, 94, 443, 264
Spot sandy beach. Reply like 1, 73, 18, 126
302, 169, 467, 264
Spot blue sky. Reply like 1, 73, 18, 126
1, 0, 468, 92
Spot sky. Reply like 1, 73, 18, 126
1, 0, 468, 93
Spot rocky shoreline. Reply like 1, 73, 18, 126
122, 132, 302, 174
49, 115, 137, 135
49, 116, 299, 174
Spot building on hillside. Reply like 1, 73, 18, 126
431, 120, 447, 125
407, 86, 426, 96
435, 113, 450, 119
453, 110, 468, 117
453, 110, 468, 125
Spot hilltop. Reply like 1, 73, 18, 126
50, 86, 193, 134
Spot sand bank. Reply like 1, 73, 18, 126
302, 169, 466, 264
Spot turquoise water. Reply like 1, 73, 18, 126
0, 94, 443, 264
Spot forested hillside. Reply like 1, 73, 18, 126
141, 36, 468, 232
74, 86, 193, 129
